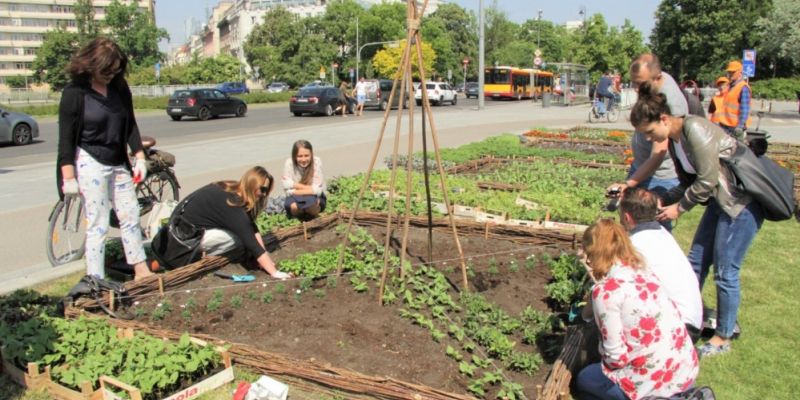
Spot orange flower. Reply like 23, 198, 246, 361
624, 157, 634, 165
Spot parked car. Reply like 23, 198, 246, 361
290, 87, 355, 116
266, 82, 290, 93
166, 88, 248, 121
0, 108, 39, 145
301, 80, 333, 89
454, 83, 465, 93
215, 82, 250, 95
363, 79, 409, 110
414, 82, 457, 106
465, 82, 480, 99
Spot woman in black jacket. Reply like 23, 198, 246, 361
56, 37, 153, 280
178, 166, 291, 280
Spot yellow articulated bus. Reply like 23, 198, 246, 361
483, 66, 554, 100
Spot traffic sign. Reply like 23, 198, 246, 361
462, 58, 469, 65
534, 49, 542, 57
533, 57, 542, 66
349, 68, 354, 79
319, 66, 326, 80
332, 63, 339, 69
742, 49, 756, 78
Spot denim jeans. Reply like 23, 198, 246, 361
576, 363, 627, 400
687, 200, 764, 339
627, 166, 680, 232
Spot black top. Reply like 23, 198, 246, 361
80, 88, 128, 165
181, 184, 266, 260
56, 79, 143, 199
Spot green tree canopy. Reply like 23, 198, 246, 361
31, 27, 79, 91
103, 0, 169, 67
755, 0, 800, 77
372, 40, 436, 80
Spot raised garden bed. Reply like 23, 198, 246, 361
69, 212, 589, 400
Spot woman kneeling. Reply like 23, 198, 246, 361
282, 140, 326, 220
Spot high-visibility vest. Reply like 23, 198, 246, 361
717, 80, 752, 128
709, 94, 725, 124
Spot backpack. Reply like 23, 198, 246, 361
65, 275, 132, 319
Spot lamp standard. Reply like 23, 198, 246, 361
356, 40, 400, 82
536, 9, 542, 50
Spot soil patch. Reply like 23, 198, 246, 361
131, 224, 568, 397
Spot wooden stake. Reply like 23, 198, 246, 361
158, 276, 164, 296
108, 290, 115, 312
536, 385, 543, 399
484, 222, 490, 239
302, 221, 309, 241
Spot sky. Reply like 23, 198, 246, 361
155, 0, 662, 52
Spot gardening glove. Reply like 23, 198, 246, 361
271, 271, 292, 280
733, 127, 745, 141
132, 158, 147, 184
62, 178, 79, 196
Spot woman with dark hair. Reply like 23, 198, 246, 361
281, 140, 326, 220
630, 82, 763, 358
56, 37, 152, 280
177, 166, 291, 279
576, 219, 698, 400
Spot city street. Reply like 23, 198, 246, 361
1, 97, 798, 292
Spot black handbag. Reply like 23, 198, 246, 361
725, 144, 796, 221
151, 195, 205, 268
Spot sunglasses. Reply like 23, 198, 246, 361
259, 185, 270, 195
99, 67, 121, 77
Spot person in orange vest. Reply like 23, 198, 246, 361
717, 61, 752, 140
707, 76, 729, 124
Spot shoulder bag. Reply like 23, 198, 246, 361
724, 144, 796, 221
151, 195, 205, 268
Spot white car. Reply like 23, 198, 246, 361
414, 82, 457, 106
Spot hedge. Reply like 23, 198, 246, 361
750, 78, 800, 101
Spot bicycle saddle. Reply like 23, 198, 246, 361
141, 136, 157, 149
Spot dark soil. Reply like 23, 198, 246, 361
131, 224, 568, 397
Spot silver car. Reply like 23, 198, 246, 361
266, 82, 290, 93
0, 108, 39, 145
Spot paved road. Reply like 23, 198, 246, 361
1, 97, 797, 293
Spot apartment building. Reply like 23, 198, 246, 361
0, 0, 155, 84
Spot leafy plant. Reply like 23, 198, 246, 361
152, 300, 172, 321
261, 291, 273, 304
206, 289, 224, 312
230, 295, 243, 309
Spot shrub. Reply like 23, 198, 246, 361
750, 78, 800, 101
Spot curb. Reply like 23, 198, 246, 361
0, 260, 84, 295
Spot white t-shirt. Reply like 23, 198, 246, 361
355, 81, 367, 96
630, 223, 703, 329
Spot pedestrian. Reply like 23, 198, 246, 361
353, 76, 367, 116
631, 82, 764, 358
282, 140, 326, 221
717, 60, 752, 140
607, 53, 694, 232
708, 76, 730, 124
575, 218, 698, 400
56, 37, 153, 280
618, 187, 703, 342
166, 166, 292, 279
337, 80, 350, 117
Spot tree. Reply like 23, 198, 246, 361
320, 0, 363, 60
651, 0, 773, 82
31, 27, 79, 91
244, 7, 304, 86
427, 4, 478, 80
73, 0, 97, 44
372, 40, 436, 80
484, 3, 518, 66
184, 55, 244, 83
755, 0, 800, 76
103, 0, 168, 67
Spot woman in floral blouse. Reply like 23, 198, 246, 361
576, 219, 698, 400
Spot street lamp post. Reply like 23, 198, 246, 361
536, 9, 542, 50
356, 40, 400, 82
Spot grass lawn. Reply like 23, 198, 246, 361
672, 208, 800, 400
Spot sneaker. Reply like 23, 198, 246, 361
697, 342, 731, 358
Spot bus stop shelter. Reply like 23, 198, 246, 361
549, 63, 589, 106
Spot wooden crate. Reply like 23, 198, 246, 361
502, 218, 540, 228
451, 204, 477, 218
0, 350, 50, 392
542, 220, 588, 232
475, 210, 507, 223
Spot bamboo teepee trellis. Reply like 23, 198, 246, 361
334, 0, 469, 303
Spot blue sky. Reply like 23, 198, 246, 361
156, 0, 661, 51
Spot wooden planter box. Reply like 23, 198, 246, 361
475, 209, 508, 223
1, 332, 233, 400
451, 204, 477, 218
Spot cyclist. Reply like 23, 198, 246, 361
594, 70, 616, 114
56, 37, 153, 281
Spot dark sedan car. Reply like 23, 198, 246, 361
166, 88, 247, 121
290, 87, 354, 116
465, 82, 480, 99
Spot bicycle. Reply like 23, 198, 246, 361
588, 96, 619, 123
46, 136, 180, 267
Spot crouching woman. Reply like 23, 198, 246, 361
177, 166, 291, 280
282, 140, 326, 220
576, 219, 698, 400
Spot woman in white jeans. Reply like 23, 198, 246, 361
56, 37, 153, 280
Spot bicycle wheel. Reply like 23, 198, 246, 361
607, 107, 620, 123
46, 197, 87, 266
588, 108, 601, 123
136, 170, 179, 216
